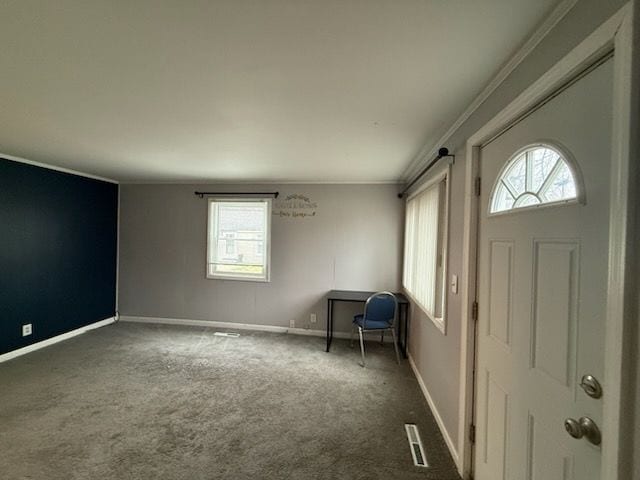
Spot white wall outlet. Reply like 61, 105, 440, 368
22, 324, 32, 336
310, 313, 317, 324
451, 274, 458, 294
289, 319, 295, 328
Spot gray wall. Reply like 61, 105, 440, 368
407, 153, 465, 446
406, 0, 628, 454
118, 184, 403, 332
438, 0, 627, 156
115, 0, 634, 468
629, 3, 639, 479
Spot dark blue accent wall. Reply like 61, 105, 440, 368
0, 159, 118, 355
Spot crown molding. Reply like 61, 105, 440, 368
0, 152, 118, 184
401, 0, 579, 182
119, 179, 403, 185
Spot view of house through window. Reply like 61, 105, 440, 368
403, 174, 448, 331
207, 199, 271, 281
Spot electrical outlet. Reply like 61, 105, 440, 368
22, 324, 32, 336
310, 313, 317, 324
289, 319, 295, 328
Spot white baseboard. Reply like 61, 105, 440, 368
0, 317, 116, 363
119, 315, 393, 342
287, 326, 328, 337
120, 315, 289, 333
408, 353, 461, 471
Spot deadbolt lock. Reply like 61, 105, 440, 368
579, 374, 603, 399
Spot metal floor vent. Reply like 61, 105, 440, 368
405, 424, 428, 467
214, 332, 240, 338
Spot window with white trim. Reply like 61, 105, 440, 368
490, 145, 579, 214
207, 199, 271, 281
403, 172, 449, 331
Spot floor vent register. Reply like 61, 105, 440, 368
404, 423, 428, 467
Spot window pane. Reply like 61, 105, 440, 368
492, 183, 515, 212
514, 193, 540, 208
530, 148, 559, 193
213, 264, 265, 276
489, 145, 578, 214
541, 161, 577, 202
208, 200, 269, 280
504, 154, 526, 195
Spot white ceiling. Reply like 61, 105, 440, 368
0, 0, 561, 183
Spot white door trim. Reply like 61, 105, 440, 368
457, 4, 634, 479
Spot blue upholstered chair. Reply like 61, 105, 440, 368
351, 291, 401, 367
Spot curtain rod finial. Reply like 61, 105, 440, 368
438, 147, 449, 157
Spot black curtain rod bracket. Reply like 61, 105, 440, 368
194, 191, 279, 199
397, 147, 454, 199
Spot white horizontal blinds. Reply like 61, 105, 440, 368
403, 181, 442, 317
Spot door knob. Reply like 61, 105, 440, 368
564, 418, 583, 439
564, 416, 601, 446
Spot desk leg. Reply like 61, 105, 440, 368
396, 311, 402, 355
326, 299, 333, 352
402, 304, 409, 358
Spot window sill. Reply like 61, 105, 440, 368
206, 273, 270, 283
428, 315, 446, 335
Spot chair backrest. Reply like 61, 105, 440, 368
363, 291, 397, 328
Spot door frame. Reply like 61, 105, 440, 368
457, 3, 635, 479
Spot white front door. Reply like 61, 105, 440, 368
474, 57, 613, 480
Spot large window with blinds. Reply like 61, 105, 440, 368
403, 171, 449, 332
207, 198, 271, 282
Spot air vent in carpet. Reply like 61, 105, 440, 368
405, 424, 428, 467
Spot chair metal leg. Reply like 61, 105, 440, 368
358, 327, 366, 367
390, 328, 401, 365
380, 331, 384, 345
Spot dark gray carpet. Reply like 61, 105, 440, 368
0, 322, 460, 480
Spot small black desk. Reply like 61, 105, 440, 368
325, 290, 410, 358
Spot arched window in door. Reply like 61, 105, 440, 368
490, 144, 583, 214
